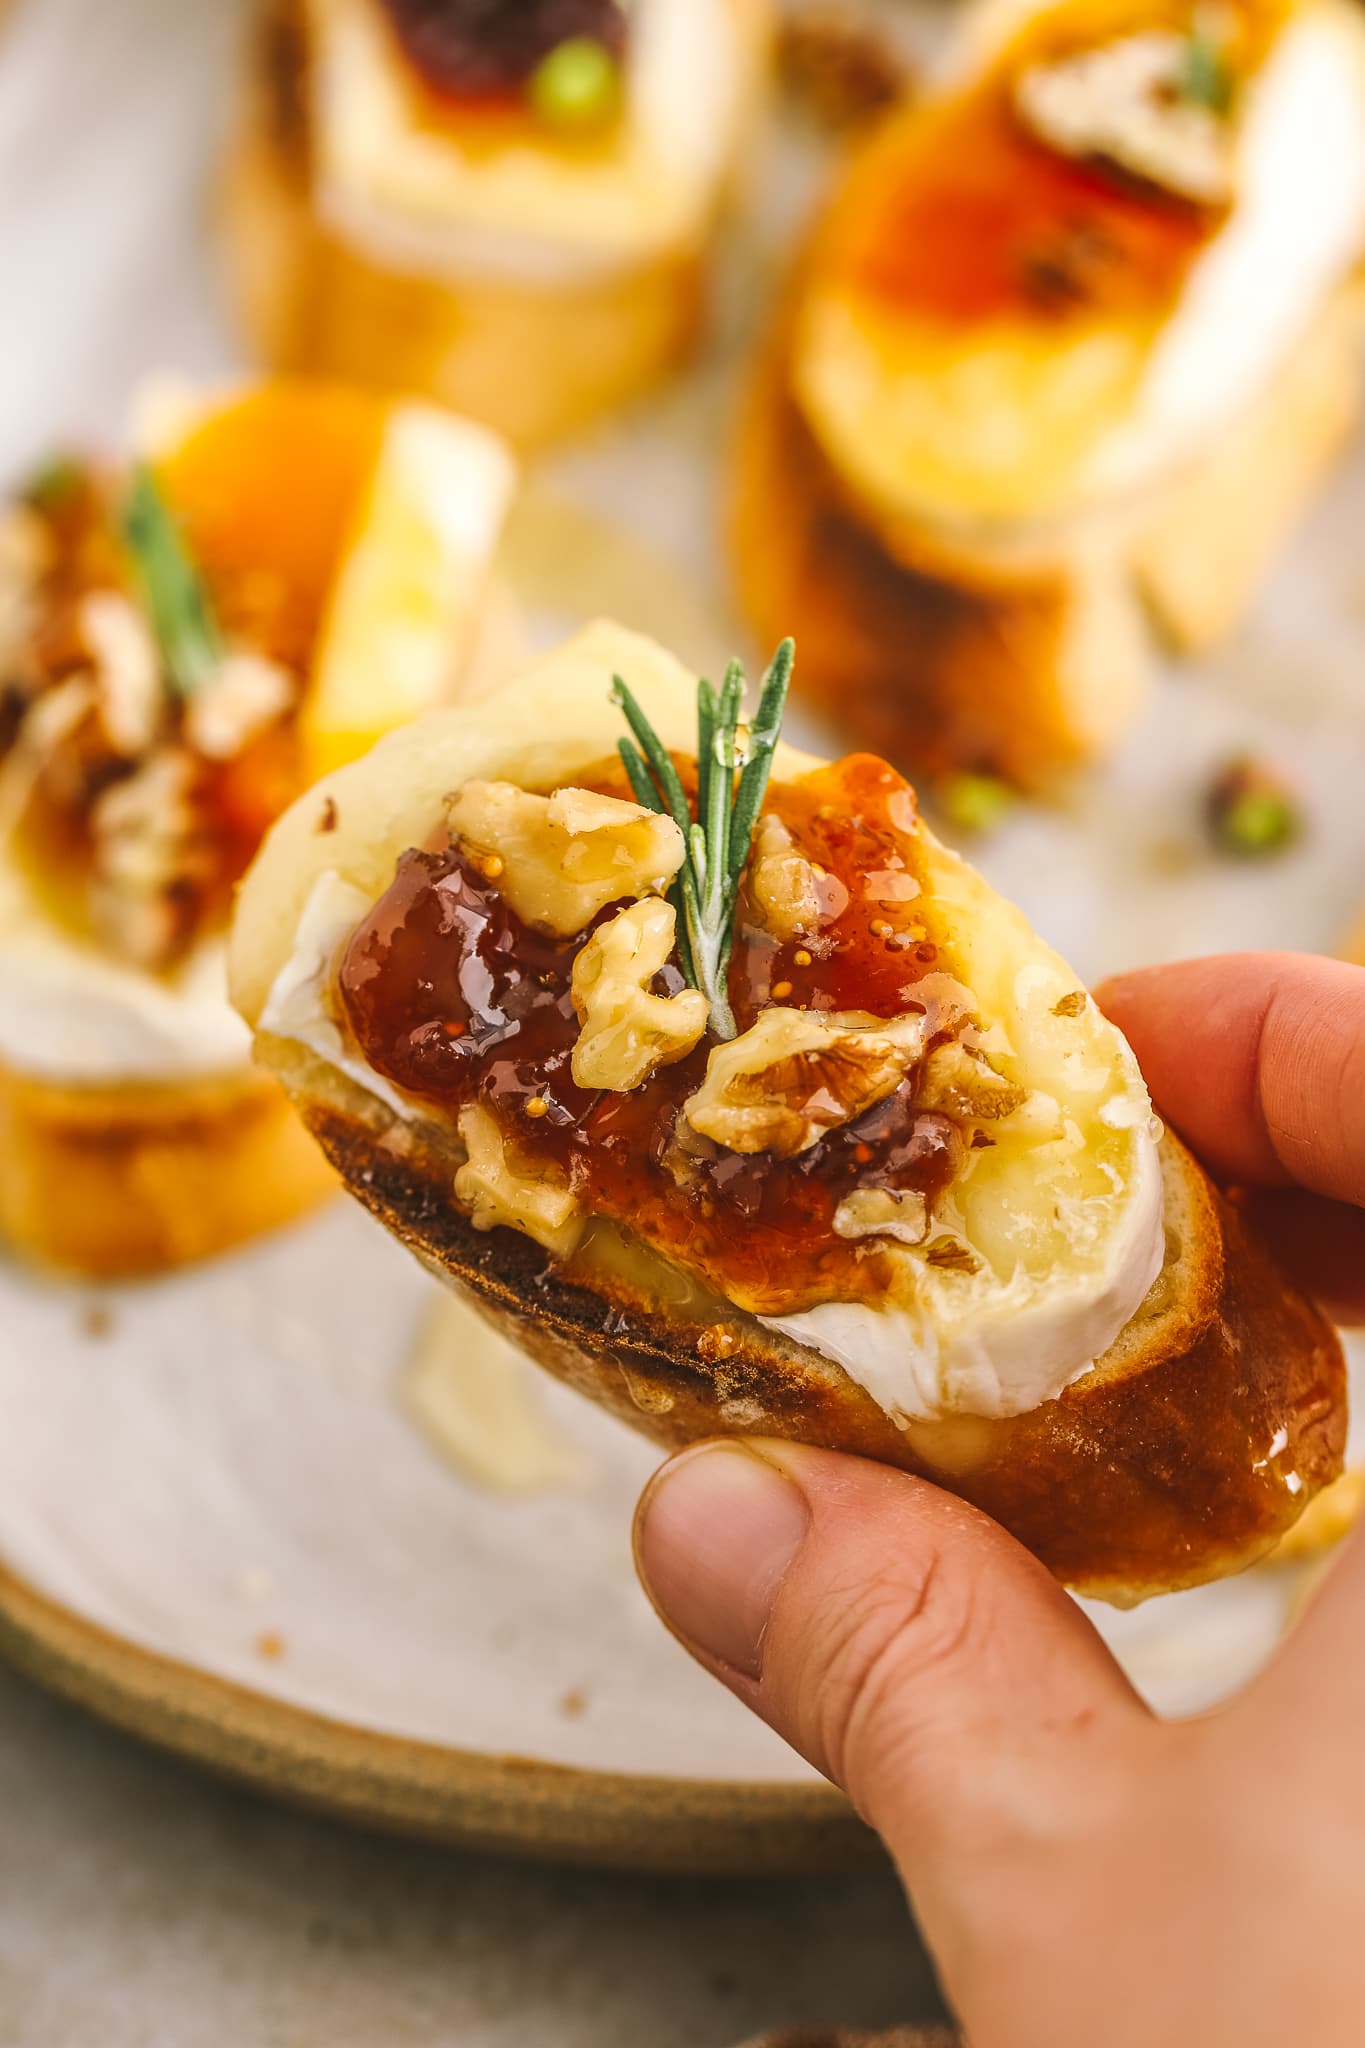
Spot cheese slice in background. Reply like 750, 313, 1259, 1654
303, 402, 517, 776
138, 376, 519, 781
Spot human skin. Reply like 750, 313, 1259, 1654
633, 953, 1365, 2048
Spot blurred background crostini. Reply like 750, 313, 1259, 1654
0, 375, 515, 1274
733, 0, 1365, 788
223, 0, 772, 448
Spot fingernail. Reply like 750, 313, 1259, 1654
634, 1442, 809, 1681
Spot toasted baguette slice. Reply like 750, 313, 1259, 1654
231, 624, 1345, 1602
737, 0, 1365, 783
0, 1064, 335, 1278
730, 311, 1149, 788
732, 280, 1365, 787
221, 0, 761, 450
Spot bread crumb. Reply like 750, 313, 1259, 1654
558, 1687, 589, 1720
255, 1630, 287, 1661
79, 1301, 115, 1340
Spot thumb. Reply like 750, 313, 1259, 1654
634, 1440, 1150, 1935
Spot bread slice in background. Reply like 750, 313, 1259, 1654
0, 1065, 335, 1277
733, 275, 1365, 787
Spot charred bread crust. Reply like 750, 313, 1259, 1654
291, 1070, 1345, 1604
0, 1064, 336, 1277
221, 0, 713, 449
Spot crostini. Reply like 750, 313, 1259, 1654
0, 377, 516, 1275
231, 621, 1345, 1602
732, 0, 1365, 786
224, 0, 770, 448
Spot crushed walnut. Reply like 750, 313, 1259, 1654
0, 455, 319, 975
833, 1185, 929, 1246
915, 1040, 1026, 1123
80, 592, 165, 757
778, 5, 909, 130
184, 651, 294, 760
570, 898, 709, 1092
746, 813, 842, 943
447, 780, 685, 938
1015, 33, 1234, 206
683, 1006, 932, 1158
89, 747, 218, 969
0, 506, 51, 678
454, 1102, 584, 1257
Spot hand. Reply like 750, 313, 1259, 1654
634, 953, 1365, 2048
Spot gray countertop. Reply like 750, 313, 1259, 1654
0, 1662, 946, 2045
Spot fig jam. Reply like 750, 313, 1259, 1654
378, 0, 627, 103
339, 754, 967, 1314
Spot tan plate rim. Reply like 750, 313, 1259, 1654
0, 1561, 876, 1874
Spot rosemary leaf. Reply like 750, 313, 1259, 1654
729, 637, 794, 888
617, 736, 665, 815
1182, 15, 1232, 113
610, 675, 691, 835
610, 639, 794, 1041
618, 733, 699, 983
695, 677, 717, 846
121, 465, 223, 698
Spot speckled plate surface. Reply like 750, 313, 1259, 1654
0, 1199, 1355, 1873
0, 1209, 871, 1873
0, 0, 1362, 1876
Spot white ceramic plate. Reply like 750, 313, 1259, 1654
0, 0, 1361, 1875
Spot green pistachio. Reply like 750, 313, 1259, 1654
1206, 758, 1301, 858
935, 772, 1015, 837
529, 37, 621, 131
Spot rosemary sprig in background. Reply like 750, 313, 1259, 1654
611, 638, 795, 1040
121, 464, 224, 697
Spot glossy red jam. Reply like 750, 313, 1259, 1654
339, 754, 967, 1313
379, 0, 627, 105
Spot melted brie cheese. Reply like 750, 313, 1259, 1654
794, 0, 1365, 537
257, 871, 418, 1119
0, 856, 252, 1083
310, 0, 753, 281
761, 1120, 1164, 1421
1085, 3, 1365, 501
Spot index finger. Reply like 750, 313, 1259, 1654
1096, 953, 1365, 1208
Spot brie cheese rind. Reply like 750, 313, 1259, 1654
234, 620, 1165, 1427
310, 0, 760, 282
791, 0, 1365, 547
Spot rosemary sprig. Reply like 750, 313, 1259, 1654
611, 638, 794, 1041
120, 464, 224, 697
1182, 10, 1233, 113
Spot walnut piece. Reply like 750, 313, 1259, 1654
447, 780, 685, 937
684, 1007, 930, 1158
80, 592, 165, 757
1015, 34, 1232, 206
833, 1186, 929, 1246
915, 1041, 1026, 1122
570, 898, 708, 1092
454, 1102, 583, 1257
746, 814, 834, 942
0, 506, 51, 672
89, 747, 216, 969
185, 651, 294, 760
